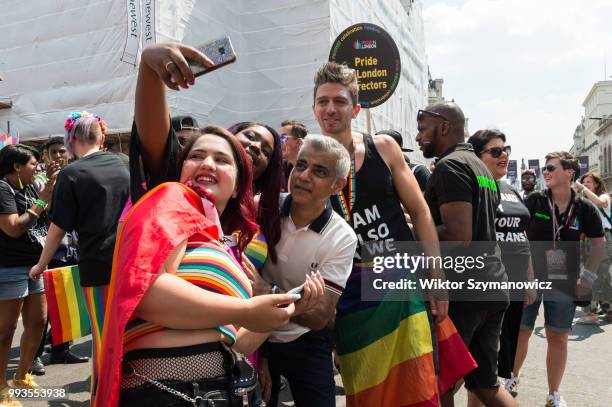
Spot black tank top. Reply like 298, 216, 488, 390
331, 134, 414, 263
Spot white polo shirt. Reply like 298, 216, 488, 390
263, 195, 357, 343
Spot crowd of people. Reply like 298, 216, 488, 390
0, 42, 610, 407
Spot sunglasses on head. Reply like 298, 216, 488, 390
481, 145, 511, 158
417, 109, 450, 122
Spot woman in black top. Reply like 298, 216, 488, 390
466, 129, 535, 404
0, 144, 55, 396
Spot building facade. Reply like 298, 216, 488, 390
0, 0, 429, 155
570, 80, 612, 176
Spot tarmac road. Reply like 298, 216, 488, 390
6, 309, 612, 406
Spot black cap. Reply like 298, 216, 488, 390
375, 129, 413, 152
171, 115, 199, 132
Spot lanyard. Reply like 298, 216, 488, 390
547, 195, 575, 245
335, 156, 356, 222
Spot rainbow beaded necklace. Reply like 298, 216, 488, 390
335, 156, 356, 222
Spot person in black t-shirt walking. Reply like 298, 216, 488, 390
417, 102, 516, 407
514, 151, 604, 407
466, 129, 535, 404
29, 112, 130, 288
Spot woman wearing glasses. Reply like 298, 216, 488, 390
466, 129, 536, 405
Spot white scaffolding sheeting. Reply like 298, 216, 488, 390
0, 0, 427, 149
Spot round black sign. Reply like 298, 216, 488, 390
329, 23, 401, 108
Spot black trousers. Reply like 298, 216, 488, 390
267, 329, 335, 407
497, 300, 523, 378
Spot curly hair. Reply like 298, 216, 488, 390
227, 122, 282, 263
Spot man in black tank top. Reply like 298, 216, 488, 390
311, 62, 448, 407
417, 101, 516, 407
312, 62, 447, 318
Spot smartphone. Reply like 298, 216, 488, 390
287, 284, 305, 296
189, 35, 237, 77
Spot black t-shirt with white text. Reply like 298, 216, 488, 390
0, 181, 48, 267
496, 182, 530, 282
51, 152, 129, 286
425, 143, 507, 294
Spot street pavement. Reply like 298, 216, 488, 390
6, 309, 612, 406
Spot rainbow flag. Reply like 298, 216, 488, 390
43, 265, 91, 346
335, 265, 477, 406
0, 131, 19, 149
335, 266, 439, 407
94, 183, 218, 406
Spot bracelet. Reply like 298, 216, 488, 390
579, 269, 597, 285
35, 199, 48, 209
26, 209, 40, 218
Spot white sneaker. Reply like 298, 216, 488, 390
545, 392, 567, 407
574, 313, 599, 325
504, 373, 519, 397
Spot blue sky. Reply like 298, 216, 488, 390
423, 0, 612, 165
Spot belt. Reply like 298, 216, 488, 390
120, 379, 241, 406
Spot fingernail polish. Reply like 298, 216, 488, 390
291, 294, 301, 301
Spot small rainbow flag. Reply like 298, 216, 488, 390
43, 265, 91, 346
0, 131, 19, 149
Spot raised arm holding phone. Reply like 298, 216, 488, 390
91, 42, 324, 407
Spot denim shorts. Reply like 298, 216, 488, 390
0, 266, 44, 300
520, 292, 577, 333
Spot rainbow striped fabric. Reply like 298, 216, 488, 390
335, 265, 477, 406
336, 271, 438, 407
93, 183, 219, 407
123, 241, 252, 346
82, 284, 109, 397
43, 265, 91, 346
243, 231, 268, 270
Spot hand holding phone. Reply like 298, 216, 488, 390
287, 284, 305, 296
189, 36, 237, 77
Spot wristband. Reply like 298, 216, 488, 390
579, 268, 597, 285
35, 199, 48, 209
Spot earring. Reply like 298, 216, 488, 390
18, 174, 24, 189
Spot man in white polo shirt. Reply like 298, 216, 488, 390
260, 134, 357, 407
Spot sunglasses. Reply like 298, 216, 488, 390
417, 109, 450, 122
542, 164, 558, 173
481, 146, 511, 158
280, 135, 288, 143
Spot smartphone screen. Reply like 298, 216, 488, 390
189, 36, 237, 77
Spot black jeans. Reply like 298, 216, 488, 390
497, 300, 523, 378
267, 329, 335, 407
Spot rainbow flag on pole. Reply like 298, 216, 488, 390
43, 265, 91, 346
0, 131, 19, 149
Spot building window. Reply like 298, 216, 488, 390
606, 144, 612, 174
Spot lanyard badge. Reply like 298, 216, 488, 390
545, 195, 574, 281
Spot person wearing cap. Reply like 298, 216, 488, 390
376, 129, 431, 192
279, 120, 308, 188
521, 169, 537, 199
171, 115, 200, 146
